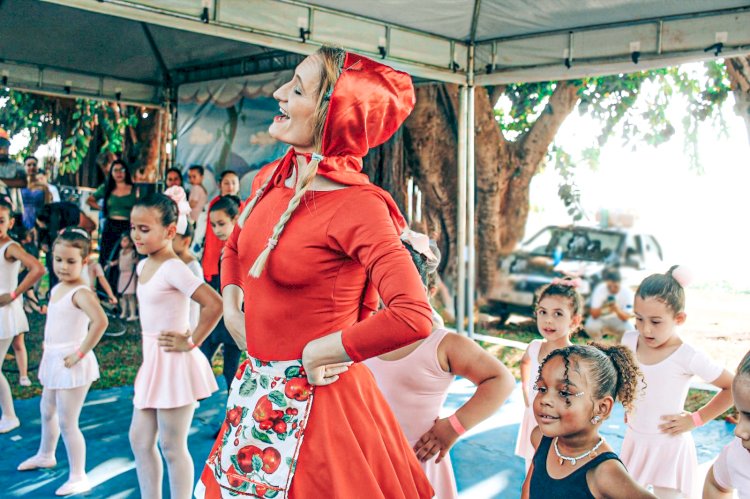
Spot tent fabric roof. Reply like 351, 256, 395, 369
307, 0, 750, 42
3, 0, 750, 104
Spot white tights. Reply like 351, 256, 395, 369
0, 338, 17, 421
129, 404, 195, 499
36, 384, 91, 480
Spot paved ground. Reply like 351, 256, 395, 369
0, 378, 737, 498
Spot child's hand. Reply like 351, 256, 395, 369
658, 412, 695, 435
108, 295, 117, 305
158, 330, 193, 352
63, 353, 80, 368
413, 417, 460, 463
0, 293, 13, 306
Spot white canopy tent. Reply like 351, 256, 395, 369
4, 0, 750, 334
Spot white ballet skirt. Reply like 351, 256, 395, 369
514, 339, 542, 466
620, 330, 724, 498
38, 285, 100, 389
0, 241, 30, 340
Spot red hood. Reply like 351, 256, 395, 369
310, 52, 416, 185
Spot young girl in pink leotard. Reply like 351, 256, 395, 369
365, 232, 515, 498
621, 266, 734, 498
703, 349, 750, 499
128, 191, 223, 499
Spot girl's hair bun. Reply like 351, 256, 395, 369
668, 265, 692, 288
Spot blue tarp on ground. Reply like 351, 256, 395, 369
0, 378, 737, 498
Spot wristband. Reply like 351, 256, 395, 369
9, 291, 17, 300
691, 411, 704, 428
188, 337, 201, 349
448, 413, 466, 436
76, 350, 85, 360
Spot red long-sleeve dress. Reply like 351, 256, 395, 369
202, 168, 435, 498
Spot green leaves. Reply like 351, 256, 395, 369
268, 390, 286, 408
238, 377, 257, 397
251, 426, 272, 444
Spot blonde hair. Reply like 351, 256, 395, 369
238, 46, 346, 278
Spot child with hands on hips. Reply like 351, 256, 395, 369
0, 196, 45, 434
365, 232, 515, 499
703, 349, 750, 499
522, 343, 656, 499
128, 191, 223, 499
620, 266, 734, 499
516, 277, 583, 470
17, 228, 108, 496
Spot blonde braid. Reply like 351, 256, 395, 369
237, 170, 275, 229
249, 155, 321, 277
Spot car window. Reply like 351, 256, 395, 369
642, 235, 663, 265
521, 227, 624, 262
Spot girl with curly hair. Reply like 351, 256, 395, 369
522, 343, 655, 498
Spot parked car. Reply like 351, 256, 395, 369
485, 224, 664, 323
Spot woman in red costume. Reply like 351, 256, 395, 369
196, 47, 435, 498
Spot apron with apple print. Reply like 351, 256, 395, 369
206, 357, 314, 497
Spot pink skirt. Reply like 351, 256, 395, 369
620, 427, 698, 498
133, 333, 218, 409
514, 404, 537, 465
421, 453, 458, 499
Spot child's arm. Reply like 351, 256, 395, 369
659, 369, 734, 435
521, 427, 543, 499
96, 269, 118, 304
520, 347, 532, 407
0, 243, 45, 306
703, 465, 733, 499
413, 334, 515, 463
588, 460, 657, 498
64, 288, 108, 368
159, 283, 222, 351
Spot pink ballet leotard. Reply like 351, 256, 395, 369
620, 330, 724, 497
365, 328, 458, 499
515, 339, 543, 467
133, 258, 217, 409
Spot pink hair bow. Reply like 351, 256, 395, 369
400, 229, 438, 263
551, 277, 583, 289
164, 186, 191, 235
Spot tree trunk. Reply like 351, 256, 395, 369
726, 55, 750, 143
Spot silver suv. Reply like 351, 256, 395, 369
485, 225, 664, 323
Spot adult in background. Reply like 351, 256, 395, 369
0, 128, 26, 215
196, 47, 434, 498
20, 156, 53, 235
584, 267, 634, 342
86, 159, 136, 286
165, 167, 184, 188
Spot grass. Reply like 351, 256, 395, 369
5, 309, 226, 400
5, 310, 737, 422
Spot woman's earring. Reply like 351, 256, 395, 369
590, 415, 602, 425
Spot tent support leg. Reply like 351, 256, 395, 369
456, 86, 468, 336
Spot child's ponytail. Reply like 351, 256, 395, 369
637, 264, 692, 314
590, 342, 642, 413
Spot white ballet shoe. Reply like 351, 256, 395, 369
17, 454, 57, 471
0, 417, 20, 433
19, 376, 32, 387
55, 477, 91, 496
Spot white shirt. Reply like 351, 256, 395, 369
590, 281, 634, 317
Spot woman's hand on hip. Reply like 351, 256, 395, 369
159, 330, 194, 352
301, 332, 352, 386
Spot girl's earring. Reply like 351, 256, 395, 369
590, 415, 602, 425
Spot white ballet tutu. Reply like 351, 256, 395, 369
38, 342, 99, 389
620, 427, 698, 498
0, 299, 29, 340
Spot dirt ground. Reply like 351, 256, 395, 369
680, 288, 750, 371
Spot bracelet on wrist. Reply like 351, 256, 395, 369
76, 350, 85, 360
691, 411, 704, 427
448, 413, 466, 436
9, 290, 18, 300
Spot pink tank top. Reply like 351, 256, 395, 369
364, 328, 455, 445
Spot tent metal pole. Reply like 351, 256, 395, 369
456, 86, 468, 336
466, 46, 476, 338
